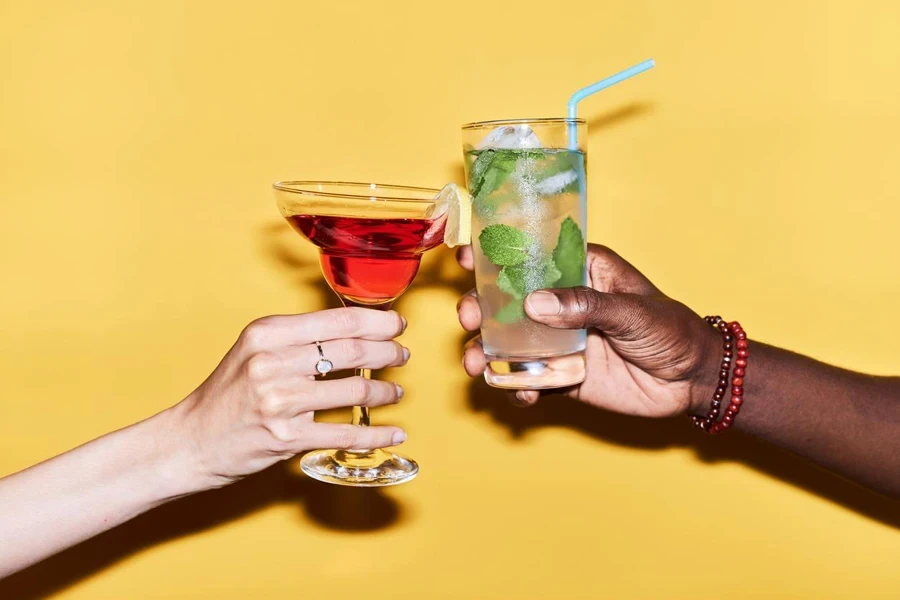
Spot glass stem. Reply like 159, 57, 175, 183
352, 368, 372, 427
340, 297, 393, 431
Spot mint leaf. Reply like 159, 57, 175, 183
467, 150, 514, 219
496, 259, 562, 323
467, 149, 495, 199
528, 150, 568, 177
497, 266, 524, 299
542, 260, 563, 288
468, 148, 555, 197
494, 300, 525, 324
468, 149, 519, 201
479, 224, 535, 267
467, 148, 584, 217
552, 217, 585, 288
478, 155, 516, 200
498, 260, 562, 296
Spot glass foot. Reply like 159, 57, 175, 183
299, 448, 418, 487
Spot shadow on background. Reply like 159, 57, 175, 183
466, 377, 900, 530
585, 102, 653, 132
259, 221, 344, 311
0, 463, 401, 599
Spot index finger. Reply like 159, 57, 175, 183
456, 245, 474, 272
587, 244, 659, 296
244, 308, 407, 349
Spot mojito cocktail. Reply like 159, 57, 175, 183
463, 119, 588, 389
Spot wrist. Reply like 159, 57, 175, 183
687, 322, 725, 416
135, 404, 210, 503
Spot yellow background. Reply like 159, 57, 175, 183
1, 1, 899, 598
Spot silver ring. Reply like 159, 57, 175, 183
313, 341, 333, 375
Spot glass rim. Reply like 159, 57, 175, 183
272, 180, 440, 203
461, 117, 586, 130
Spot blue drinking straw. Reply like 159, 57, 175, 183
567, 59, 656, 149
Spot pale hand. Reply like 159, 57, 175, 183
0, 307, 411, 577
173, 307, 411, 490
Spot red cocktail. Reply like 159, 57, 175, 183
287, 213, 445, 306
273, 181, 447, 487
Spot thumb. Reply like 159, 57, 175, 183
524, 288, 648, 336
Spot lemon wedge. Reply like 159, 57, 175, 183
430, 183, 472, 247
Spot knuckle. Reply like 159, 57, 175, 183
336, 429, 356, 449
339, 338, 365, 362
263, 420, 293, 445
571, 287, 598, 328
241, 317, 274, 350
589, 244, 623, 270
347, 377, 370, 403
245, 352, 277, 382
258, 391, 283, 417
329, 308, 361, 334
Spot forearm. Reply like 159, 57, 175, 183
0, 408, 196, 577
692, 341, 900, 497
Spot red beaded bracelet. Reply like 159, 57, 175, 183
691, 316, 748, 434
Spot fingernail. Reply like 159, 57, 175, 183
526, 291, 560, 316
516, 391, 528, 402
402, 347, 411, 361
400, 315, 408, 331
394, 384, 404, 399
392, 431, 407, 445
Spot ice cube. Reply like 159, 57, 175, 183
533, 169, 578, 195
477, 124, 543, 149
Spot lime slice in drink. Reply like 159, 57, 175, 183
430, 183, 472, 247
